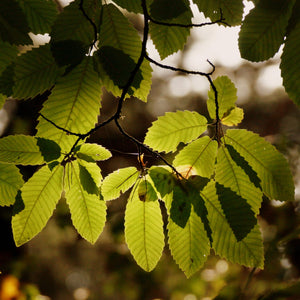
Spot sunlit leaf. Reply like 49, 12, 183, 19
125, 183, 164, 271
17, 0, 58, 34
193, 0, 244, 26
76, 143, 111, 162
239, 0, 295, 62
36, 137, 61, 163
12, 164, 64, 246
0, 163, 24, 206
0, 0, 31, 45
280, 21, 300, 106
207, 76, 237, 120
221, 107, 244, 126
65, 161, 106, 244
36, 57, 102, 152
201, 181, 264, 268
13, 45, 61, 100
138, 177, 157, 202
173, 136, 218, 178
225, 129, 294, 201
149, 0, 193, 59
144, 110, 207, 153
101, 167, 139, 201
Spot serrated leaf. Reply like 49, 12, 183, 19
0, 0, 31, 45
149, 0, 193, 59
138, 177, 158, 202
0, 42, 18, 76
36, 57, 102, 152
36, 137, 61, 163
78, 163, 99, 195
150, 0, 189, 21
101, 167, 139, 201
280, 21, 300, 106
0, 163, 24, 206
65, 161, 106, 244
12, 164, 64, 246
95, 3, 152, 102
207, 76, 237, 120
0, 135, 46, 165
77, 159, 102, 188
125, 182, 164, 271
112, 0, 142, 13
173, 136, 218, 178
216, 145, 262, 214
13, 45, 61, 100
225, 129, 294, 201
0, 63, 15, 97
201, 181, 264, 268
239, 0, 295, 62
221, 107, 244, 126
166, 190, 210, 277
193, 0, 244, 26
144, 110, 207, 153
77, 143, 112, 162
17, 0, 58, 34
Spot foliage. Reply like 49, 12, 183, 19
0, 0, 297, 285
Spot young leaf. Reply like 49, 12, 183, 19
95, 3, 152, 102
173, 136, 218, 178
125, 182, 164, 272
216, 144, 263, 214
0, 163, 24, 206
37, 57, 102, 152
0, 0, 31, 45
221, 107, 244, 126
65, 161, 106, 244
76, 143, 112, 162
207, 76, 237, 121
101, 167, 139, 201
280, 21, 300, 106
13, 45, 61, 100
12, 164, 64, 246
201, 181, 264, 268
165, 190, 210, 278
149, 0, 193, 59
0, 135, 47, 165
225, 129, 294, 202
17, 0, 58, 34
193, 0, 244, 26
138, 178, 157, 202
144, 110, 207, 153
77, 159, 102, 189
238, 0, 295, 62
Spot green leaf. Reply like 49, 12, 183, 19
201, 181, 264, 268
150, 0, 189, 21
0, 94, 6, 110
225, 129, 294, 201
65, 161, 106, 244
0, 63, 15, 97
173, 136, 218, 178
144, 110, 207, 153
95, 3, 152, 102
0, 0, 31, 45
76, 143, 112, 162
13, 45, 61, 100
238, 0, 295, 62
101, 167, 139, 201
149, 0, 193, 59
36, 57, 102, 152
165, 191, 211, 277
280, 21, 300, 106
216, 145, 263, 214
221, 107, 244, 126
78, 162, 99, 195
77, 159, 102, 188
0, 42, 18, 76
17, 0, 58, 34
0, 135, 47, 165
193, 0, 244, 26
36, 137, 61, 163
112, 0, 142, 13
138, 177, 158, 202
125, 182, 164, 271
207, 76, 237, 120
12, 164, 64, 246
0, 163, 24, 206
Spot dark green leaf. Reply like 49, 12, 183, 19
36, 137, 61, 163
150, 0, 189, 21
0, 42, 18, 76
112, 0, 142, 13
79, 163, 99, 195
0, 63, 15, 97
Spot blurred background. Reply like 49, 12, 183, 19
0, 1, 300, 299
